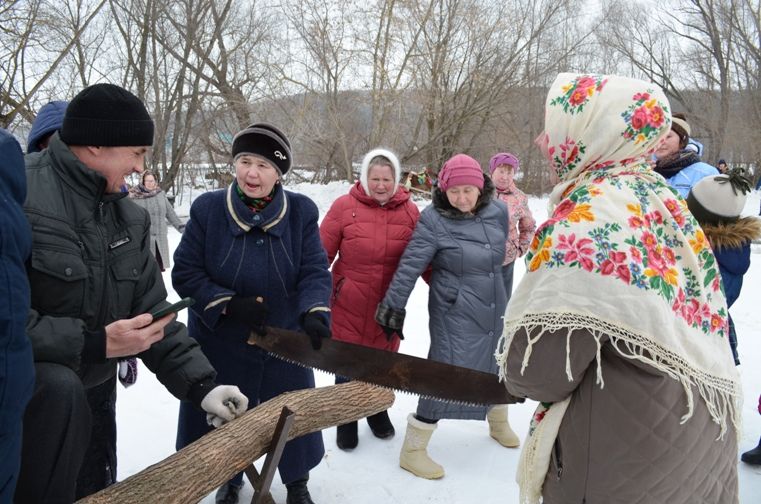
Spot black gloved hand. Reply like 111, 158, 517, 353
375, 304, 405, 341
226, 296, 268, 336
302, 311, 331, 350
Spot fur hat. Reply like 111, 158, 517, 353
488, 152, 520, 174
232, 123, 292, 175
60, 84, 154, 147
438, 154, 484, 191
686, 170, 751, 225
359, 148, 401, 196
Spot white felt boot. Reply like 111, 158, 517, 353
487, 405, 520, 448
399, 414, 445, 479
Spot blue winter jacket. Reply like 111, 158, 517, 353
26, 101, 67, 153
666, 161, 718, 198
714, 245, 749, 307
0, 129, 35, 500
702, 218, 761, 308
172, 181, 332, 341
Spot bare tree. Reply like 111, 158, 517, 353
725, 0, 761, 174
110, 0, 212, 189
596, 0, 734, 161
403, 0, 574, 172
354, 0, 434, 150
0, 0, 107, 129
277, 0, 365, 182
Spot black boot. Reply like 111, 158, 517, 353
741, 437, 761, 465
367, 410, 395, 439
336, 421, 358, 450
286, 475, 314, 504
215, 481, 243, 504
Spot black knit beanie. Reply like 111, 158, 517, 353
60, 83, 154, 147
231, 123, 292, 175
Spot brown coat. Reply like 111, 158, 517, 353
505, 327, 738, 504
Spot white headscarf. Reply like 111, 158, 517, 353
359, 148, 401, 195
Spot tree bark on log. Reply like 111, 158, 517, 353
78, 382, 395, 504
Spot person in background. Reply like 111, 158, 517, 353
488, 152, 536, 294
684, 137, 703, 156
129, 170, 184, 272
18, 83, 248, 503
319, 148, 420, 450
376, 153, 516, 480
498, 73, 739, 503
652, 112, 718, 197
0, 129, 35, 502
717, 159, 728, 174
172, 123, 332, 504
26, 100, 68, 154
685, 170, 760, 365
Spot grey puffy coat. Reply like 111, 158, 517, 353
129, 189, 183, 268
382, 177, 508, 420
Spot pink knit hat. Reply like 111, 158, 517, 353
438, 154, 484, 191
488, 152, 520, 174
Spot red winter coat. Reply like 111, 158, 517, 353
320, 182, 420, 351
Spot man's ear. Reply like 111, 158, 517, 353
85, 146, 102, 157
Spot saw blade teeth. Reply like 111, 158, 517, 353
416, 394, 487, 407
266, 349, 494, 406
268, 353, 333, 376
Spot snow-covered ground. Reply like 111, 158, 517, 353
116, 182, 761, 503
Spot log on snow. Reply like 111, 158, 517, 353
78, 381, 395, 504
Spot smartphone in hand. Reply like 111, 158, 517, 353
150, 297, 195, 320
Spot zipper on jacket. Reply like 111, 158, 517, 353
36, 226, 80, 244
32, 227, 87, 255
95, 203, 110, 327
554, 441, 563, 480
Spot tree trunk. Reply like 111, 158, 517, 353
78, 382, 394, 504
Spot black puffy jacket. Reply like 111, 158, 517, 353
24, 134, 215, 403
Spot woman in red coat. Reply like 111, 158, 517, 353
320, 148, 420, 451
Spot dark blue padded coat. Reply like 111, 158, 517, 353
0, 129, 35, 500
172, 181, 331, 482
704, 217, 761, 307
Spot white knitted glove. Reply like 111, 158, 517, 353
201, 385, 249, 428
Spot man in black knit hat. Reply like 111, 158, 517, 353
18, 83, 250, 502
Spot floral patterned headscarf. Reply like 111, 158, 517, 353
496, 73, 740, 504
543, 74, 668, 184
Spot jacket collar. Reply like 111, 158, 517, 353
432, 174, 496, 219
349, 180, 411, 209
702, 216, 761, 252
45, 134, 127, 207
226, 180, 288, 236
